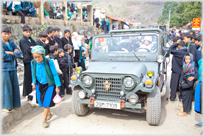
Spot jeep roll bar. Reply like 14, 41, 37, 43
109, 28, 163, 35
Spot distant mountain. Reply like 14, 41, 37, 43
91, 1, 164, 26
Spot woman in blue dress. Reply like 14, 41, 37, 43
195, 45, 203, 127
31, 46, 61, 128
2, 25, 21, 113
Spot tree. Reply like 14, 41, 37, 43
157, 2, 178, 25
170, 2, 201, 28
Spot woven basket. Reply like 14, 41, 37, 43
44, 2, 51, 12
33, 1, 41, 8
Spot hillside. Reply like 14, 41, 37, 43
91, 1, 164, 26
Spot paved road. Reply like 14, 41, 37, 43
7, 56, 202, 135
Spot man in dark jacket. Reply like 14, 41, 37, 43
58, 48, 72, 95
183, 33, 197, 59
54, 27, 63, 49
19, 25, 36, 96
195, 35, 202, 69
61, 29, 73, 54
168, 40, 188, 102
46, 27, 58, 54
35, 31, 49, 56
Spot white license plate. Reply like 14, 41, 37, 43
94, 101, 121, 109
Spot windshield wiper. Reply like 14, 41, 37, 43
133, 51, 140, 61
124, 42, 140, 61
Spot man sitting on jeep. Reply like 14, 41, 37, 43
138, 36, 157, 52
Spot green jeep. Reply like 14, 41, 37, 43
71, 28, 170, 126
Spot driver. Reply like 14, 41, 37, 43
139, 36, 154, 51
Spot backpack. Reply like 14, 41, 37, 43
32, 57, 62, 74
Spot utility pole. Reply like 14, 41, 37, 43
168, 10, 171, 31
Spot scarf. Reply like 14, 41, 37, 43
31, 45, 46, 57
55, 35, 60, 38
186, 41, 193, 50
79, 44, 85, 63
179, 46, 187, 50
183, 53, 195, 76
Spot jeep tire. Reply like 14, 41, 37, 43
146, 86, 161, 126
72, 87, 89, 116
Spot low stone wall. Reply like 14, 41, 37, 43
2, 15, 91, 26
2, 15, 41, 25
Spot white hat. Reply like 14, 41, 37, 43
144, 36, 152, 42
176, 33, 180, 37
72, 32, 78, 36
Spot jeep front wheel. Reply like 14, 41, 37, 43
146, 86, 161, 126
72, 87, 89, 116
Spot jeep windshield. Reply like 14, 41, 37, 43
93, 34, 158, 53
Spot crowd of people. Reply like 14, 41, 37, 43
2, 24, 93, 127
2, 1, 36, 25
2, 22, 203, 128
94, 17, 117, 34
167, 29, 202, 43
167, 29, 202, 127
3, 1, 93, 25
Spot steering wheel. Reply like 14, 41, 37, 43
135, 48, 151, 52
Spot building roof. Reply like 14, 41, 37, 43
105, 14, 124, 22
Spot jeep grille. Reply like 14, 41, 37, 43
95, 77, 122, 100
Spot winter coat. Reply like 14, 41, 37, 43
2, 39, 21, 71
170, 43, 188, 73
195, 46, 202, 69
57, 56, 69, 70
19, 35, 36, 64
35, 39, 49, 56
180, 75, 194, 91
54, 36, 63, 49
61, 36, 73, 49
186, 41, 197, 60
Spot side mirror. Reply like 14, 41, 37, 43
162, 47, 170, 58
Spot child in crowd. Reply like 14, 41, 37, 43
46, 27, 58, 54
36, 31, 49, 56
178, 53, 198, 116
19, 25, 36, 97
2, 25, 21, 112
64, 44, 75, 76
54, 27, 63, 49
168, 40, 188, 102
49, 46, 59, 60
84, 35, 89, 45
58, 48, 72, 96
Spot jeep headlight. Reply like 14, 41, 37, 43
129, 94, 139, 104
147, 71, 154, 78
145, 79, 153, 88
123, 77, 135, 88
78, 90, 86, 99
82, 75, 93, 86
157, 55, 164, 63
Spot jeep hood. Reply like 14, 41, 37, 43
84, 62, 148, 77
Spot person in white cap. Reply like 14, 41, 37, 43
72, 32, 87, 68
139, 36, 154, 51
